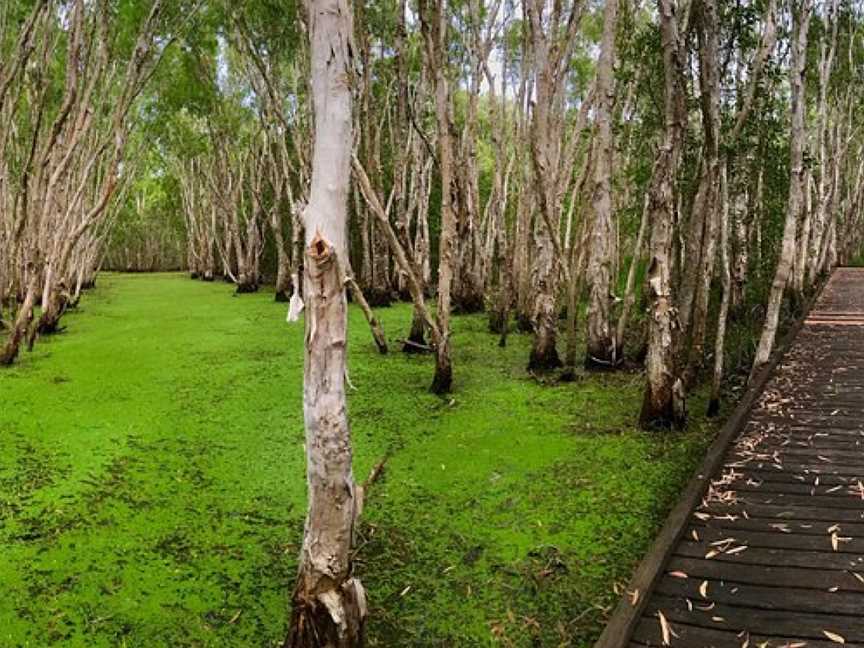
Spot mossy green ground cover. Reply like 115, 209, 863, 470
0, 273, 716, 647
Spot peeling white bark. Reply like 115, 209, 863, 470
287, 2, 366, 645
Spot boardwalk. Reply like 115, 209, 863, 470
599, 268, 864, 648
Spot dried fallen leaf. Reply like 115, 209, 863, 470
824, 630, 846, 644
658, 610, 675, 646
699, 581, 709, 598
669, 571, 688, 579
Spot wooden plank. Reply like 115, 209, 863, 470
646, 593, 864, 641
666, 556, 864, 592
724, 461, 864, 477
675, 541, 864, 571
685, 525, 864, 552
631, 617, 862, 648
690, 516, 864, 537
734, 446, 864, 461
654, 575, 864, 615
732, 481, 864, 496
698, 501, 864, 522
730, 470, 859, 486
732, 491, 864, 511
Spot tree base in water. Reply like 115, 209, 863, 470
366, 289, 392, 308
528, 344, 562, 372
487, 309, 506, 334
516, 313, 534, 333
584, 339, 621, 372
559, 366, 587, 383
37, 319, 63, 336
452, 293, 485, 315
706, 397, 720, 418
403, 319, 429, 354
430, 360, 452, 394
284, 578, 366, 648
639, 390, 687, 430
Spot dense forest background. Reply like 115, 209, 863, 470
3, 0, 864, 418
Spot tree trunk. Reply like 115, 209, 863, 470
640, 0, 687, 430
286, 2, 366, 645
421, 0, 457, 394
682, 0, 721, 385
0, 272, 38, 366
345, 269, 388, 355
708, 160, 731, 416
615, 191, 650, 357
585, 0, 620, 370
272, 212, 292, 302
368, 221, 392, 307
751, 0, 812, 375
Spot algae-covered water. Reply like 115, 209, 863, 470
0, 273, 713, 646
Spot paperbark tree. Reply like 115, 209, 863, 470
677, 0, 721, 387
799, 0, 839, 292
419, 0, 458, 393
752, 0, 812, 375
640, 0, 687, 430
286, 1, 366, 645
524, 0, 585, 372
585, 0, 620, 370
1, 0, 176, 359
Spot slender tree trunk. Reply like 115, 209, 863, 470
682, 0, 721, 385
751, 0, 811, 375
640, 0, 687, 430
708, 160, 731, 416
585, 0, 620, 370
286, 2, 366, 645
0, 271, 38, 366
615, 191, 650, 356
345, 267, 387, 355
421, 0, 457, 394
272, 212, 292, 302
369, 222, 392, 307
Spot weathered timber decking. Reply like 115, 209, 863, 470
597, 268, 864, 648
